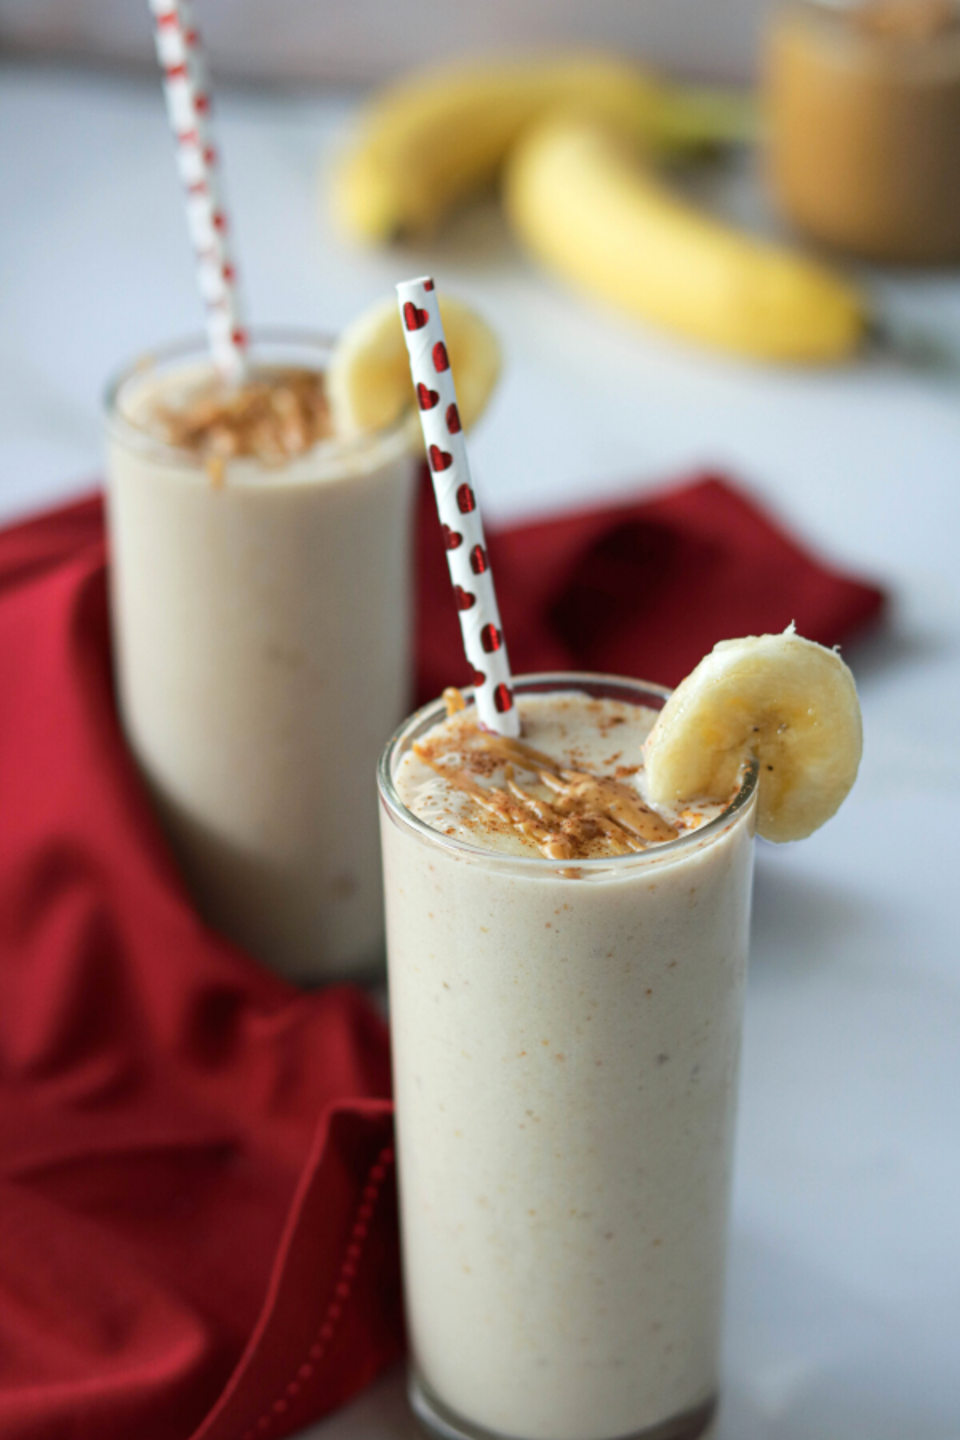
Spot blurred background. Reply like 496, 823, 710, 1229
2, 0, 776, 82
1, 3, 959, 1439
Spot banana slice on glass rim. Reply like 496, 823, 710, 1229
326, 294, 501, 441
644, 627, 863, 843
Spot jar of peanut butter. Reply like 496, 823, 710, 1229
765, 0, 960, 263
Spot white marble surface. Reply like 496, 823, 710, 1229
1, 63, 958, 1440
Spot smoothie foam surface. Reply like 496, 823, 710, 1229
113, 358, 411, 489
396, 691, 730, 860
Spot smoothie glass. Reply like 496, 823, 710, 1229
378, 673, 758, 1440
105, 329, 417, 984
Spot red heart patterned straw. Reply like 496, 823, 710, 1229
397, 277, 519, 738
149, 0, 247, 384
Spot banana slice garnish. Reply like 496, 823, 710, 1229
644, 628, 863, 842
326, 294, 501, 440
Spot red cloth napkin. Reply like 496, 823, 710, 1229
0, 472, 883, 1440
0, 504, 402, 1440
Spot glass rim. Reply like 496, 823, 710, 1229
377, 670, 759, 875
101, 324, 413, 467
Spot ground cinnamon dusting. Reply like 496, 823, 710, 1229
413, 718, 678, 861
152, 366, 333, 475
443, 687, 467, 717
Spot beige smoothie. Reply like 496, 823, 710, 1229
379, 675, 757, 1440
105, 331, 417, 983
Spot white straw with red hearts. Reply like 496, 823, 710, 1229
149, 0, 247, 383
397, 277, 519, 737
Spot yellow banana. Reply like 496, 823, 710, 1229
332, 54, 754, 244
644, 629, 862, 842
504, 116, 866, 364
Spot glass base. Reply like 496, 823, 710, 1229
408, 1371, 718, 1440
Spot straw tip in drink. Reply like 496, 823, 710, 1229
394, 273, 518, 738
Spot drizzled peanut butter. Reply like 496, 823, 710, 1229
410, 696, 683, 861
150, 366, 333, 478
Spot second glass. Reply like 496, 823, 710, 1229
105, 329, 417, 983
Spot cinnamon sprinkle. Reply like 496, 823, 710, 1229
412, 719, 678, 861
150, 365, 333, 478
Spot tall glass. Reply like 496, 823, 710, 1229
378, 674, 758, 1440
105, 329, 417, 984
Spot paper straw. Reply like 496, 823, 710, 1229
396, 277, 520, 738
149, 0, 247, 383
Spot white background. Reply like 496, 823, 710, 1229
3, 1, 779, 83
1, 58, 959, 1440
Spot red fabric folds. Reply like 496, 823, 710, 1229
0, 472, 883, 1440
0, 507, 401, 1440
416, 470, 885, 703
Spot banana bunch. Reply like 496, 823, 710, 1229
644, 628, 863, 841
332, 54, 866, 364
332, 53, 754, 244
504, 117, 864, 363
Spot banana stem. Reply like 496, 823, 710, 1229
654, 85, 759, 154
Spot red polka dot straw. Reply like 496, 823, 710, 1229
396, 277, 519, 737
149, 0, 247, 383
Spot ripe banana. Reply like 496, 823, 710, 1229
332, 54, 754, 244
327, 294, 500, 438
504, 116, 866, 363
643, 628, 863, 842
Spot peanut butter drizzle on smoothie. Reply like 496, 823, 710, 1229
152, 366, 333, 479
413, 699, 678, 861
